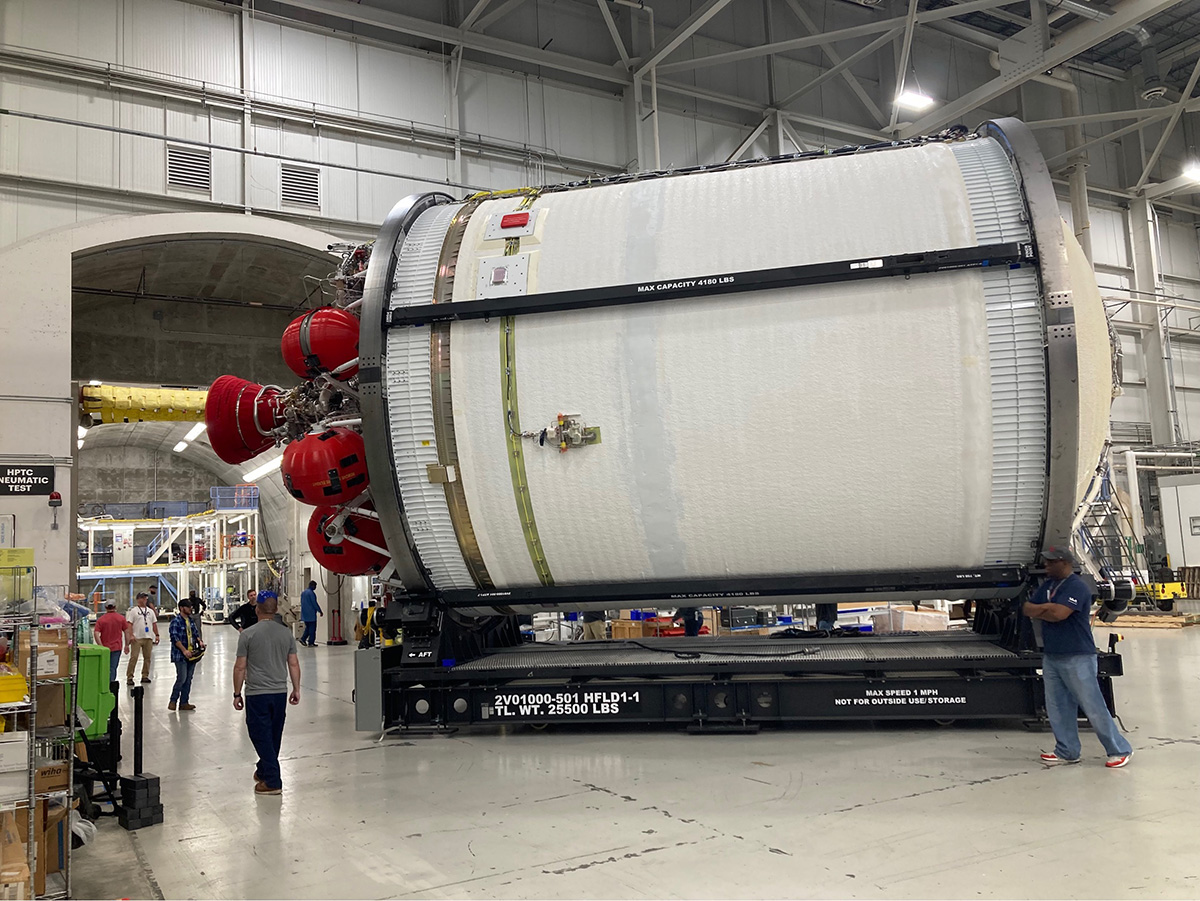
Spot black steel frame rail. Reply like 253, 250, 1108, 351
435, 565, 1028, 609
385, 241, 1036, 326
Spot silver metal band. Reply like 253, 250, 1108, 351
358, 192, 455, 591
979, 117, 1081, 552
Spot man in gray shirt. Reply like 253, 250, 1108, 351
232, 594, 300, 795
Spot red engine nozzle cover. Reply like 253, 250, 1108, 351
205, 375, 286, 465
306, 504, 389, 575
282, 427, 370, 505
281, 308, 360, 380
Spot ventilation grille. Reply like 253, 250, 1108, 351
281, 164, 320, 208
166, 145, 211, 193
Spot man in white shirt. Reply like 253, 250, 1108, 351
124, 592, 160, 685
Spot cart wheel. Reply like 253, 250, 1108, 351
934, 718, 957, 727
1156, 598, 1175, 612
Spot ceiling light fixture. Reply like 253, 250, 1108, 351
1185, 164, 1200, 182
242, 456, 282, 482
895, 91, 935, 111
184, 422, 207, 442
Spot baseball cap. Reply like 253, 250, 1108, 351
179, 598, 193, 607
1041, 546, 1076, 565
104, 601, 116, 609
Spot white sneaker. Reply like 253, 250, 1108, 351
1105, 752, 1132, 769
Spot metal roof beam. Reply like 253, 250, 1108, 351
473, 0, 531, 33
1028, 106, 1184, 128
656, 0, 1027, 76
725, 116, 772, 161
596, 0, 632, 69
1043, 112, 1181, 166
888, 0, 923, 131
461, 0, 495, 30
1143, 172, 1200, 199
899, 0, 1187, 137
775, 27, 903, 114
780, 0, 889, 126
266, 0, 632, 85
1134, 54, 1200, 189
633, 0, 738, 77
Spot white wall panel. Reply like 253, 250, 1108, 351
124, 0, 238, 87
541, 83, 624, 167
0, 0, 119, 62
1160, 219, 1200, 280
1091, 208, 1129, 269
460, 69, 533, 147
210, 112, 244, 206
355, 44, 448, 128
247, 123, 281, 211
1111, 383, 1149, 424
321, 133, 360, 224
119, 100, 165, 194
165, 102, 209, 143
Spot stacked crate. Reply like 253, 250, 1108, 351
119, 774, 163, 830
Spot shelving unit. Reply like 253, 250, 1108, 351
0, 567, 78, 901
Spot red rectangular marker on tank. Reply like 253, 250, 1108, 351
501, 212, 530, 229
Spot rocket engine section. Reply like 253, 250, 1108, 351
349, 119, 1115, 615
202, 119, 1116, 622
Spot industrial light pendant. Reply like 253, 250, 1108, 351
896, 90, 935, 111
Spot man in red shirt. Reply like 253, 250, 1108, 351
93, 601, 128, 686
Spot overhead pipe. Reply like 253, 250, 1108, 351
611, 0, 662, 170
1050, 0, 1162, 99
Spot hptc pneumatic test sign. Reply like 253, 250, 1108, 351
0, 466, 55, 495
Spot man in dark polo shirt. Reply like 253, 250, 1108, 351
1023, 546, 1132, 768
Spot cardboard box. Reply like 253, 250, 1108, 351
11, 799, 66, 897
41, 805, 67, 878
33, 684, 64, 730
871, 608, 950, 633
610, 620, 647, 639
0, 811, 28, 901
15, 631, 69, 682
0, 735, 27, 774
13, 804, 42, 897
32, 760, 68, 795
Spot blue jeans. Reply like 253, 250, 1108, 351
301, 620, 317, 646
108, 648, 121, 686
170, 659, 197, 704
1043, 653, 1132, 759
245, 693, 287, 790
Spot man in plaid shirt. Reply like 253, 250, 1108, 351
168, 598, 205, 712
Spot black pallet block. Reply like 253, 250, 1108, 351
121, 789, 160, 808
120, 773, 160, 793
118, 804, 164, 830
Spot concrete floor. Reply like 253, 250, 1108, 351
72, 624, 1200, 900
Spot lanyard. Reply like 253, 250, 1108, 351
135, 607, 152, 634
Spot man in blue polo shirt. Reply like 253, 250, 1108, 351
1023, 546, 1132, 768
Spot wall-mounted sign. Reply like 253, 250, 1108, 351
0, 548, 34, 567
0, 515, 13, 548
0, 466, 55, 496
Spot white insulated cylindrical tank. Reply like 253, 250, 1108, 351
358, 119, 1113, 607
